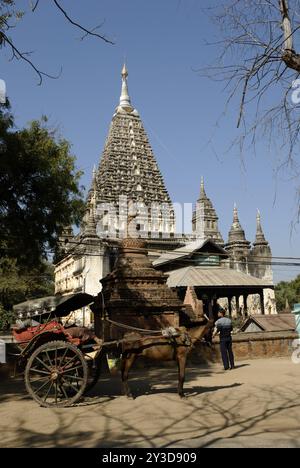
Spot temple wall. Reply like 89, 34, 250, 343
190, 331, 298, 364
125, 331, 298, 370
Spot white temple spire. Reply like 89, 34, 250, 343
229, 203, 246, 238
92, 164, 97, 181
119, 63, 132, 110
254, 209, 268, 245
233, 202, 239, 224
256, 209, 262, 230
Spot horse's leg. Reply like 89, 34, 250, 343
177, 351, 187, 398
121, 353, 136, 398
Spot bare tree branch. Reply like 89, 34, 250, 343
0, 30, 61, 85
201, 0, 300, 221
52, 0, 114, 45
0, 0, 114, 84
30, 1, 40, 13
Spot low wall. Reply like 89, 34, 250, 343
190, 331, 299, 364
115, 330, 300, 370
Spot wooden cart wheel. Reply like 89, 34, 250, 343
25, 340, 88, 408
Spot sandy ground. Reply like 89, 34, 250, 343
1, 357, 300, 448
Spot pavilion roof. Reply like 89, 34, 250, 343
166, 266, 273, 289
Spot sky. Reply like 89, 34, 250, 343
1, 0, 300, 283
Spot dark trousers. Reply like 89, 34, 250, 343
220, 339, 235, 370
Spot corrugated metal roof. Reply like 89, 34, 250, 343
153, 238, 228, 267
241, 314, 296, 332
166, 267, 274, 288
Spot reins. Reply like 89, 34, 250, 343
104, 317, 164, 335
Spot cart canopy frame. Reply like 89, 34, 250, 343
13, 293, 95, 319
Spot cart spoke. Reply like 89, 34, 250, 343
58, 346, 69, 367
59, 383, 69, 400
29, 367, 51, 376
43, 381, 54, 402
34, 377, 52, 395
60, 364, 84, 374
63, 374, 84, 382
34, 356, 52, 372
61, 377, 81, 394
45, 350, 53, 368
29, 376, 49, 383
62, 352, 79, 368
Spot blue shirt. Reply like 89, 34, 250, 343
215, 317, 233, 340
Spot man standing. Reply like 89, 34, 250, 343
213, 309, 235, 371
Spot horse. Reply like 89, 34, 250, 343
120, 319, 214, 398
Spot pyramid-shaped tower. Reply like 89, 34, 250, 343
192, 177, 224, 245
249, 210, 273, 282
85, 65, 174, 238
225, 204, 251, 272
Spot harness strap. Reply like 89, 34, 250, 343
105, 317, 163, 335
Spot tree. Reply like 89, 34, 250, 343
0, 258, 54, 330
0, 101, 85, 267
275, 274, 300, 310
0, 101, 84, 328
0, 0, 113, 84
203, 1, 300, 218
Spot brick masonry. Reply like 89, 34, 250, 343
190, 331, 299, 364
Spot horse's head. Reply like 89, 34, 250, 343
187, 319, 214, 345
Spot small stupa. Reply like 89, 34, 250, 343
100, 215, 183, 338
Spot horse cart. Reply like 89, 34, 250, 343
8, 291, 213, 407
10, 293, 108, 408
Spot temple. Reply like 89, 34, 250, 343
83, 63, 175, 239
54, 65, 276, 324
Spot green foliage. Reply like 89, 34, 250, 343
0, 304, 12, 331
0, 257, 55, 330
0, 101, 84, 328
0, 1, 23, 41
0, 101, 85, 267
275, 275, 300, 311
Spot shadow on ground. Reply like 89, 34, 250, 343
2, 360, 300, 448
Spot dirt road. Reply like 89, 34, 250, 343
1, 358, 300, 448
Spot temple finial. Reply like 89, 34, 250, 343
254, 209, 267, 244
121, 63, 128, 79
256, 208, 261, 224
233, 202, 238, 222
199, 176, 207, 199
256, 209, 264, 234
119, 63, 132, 110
